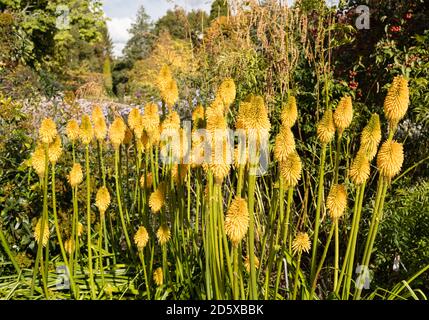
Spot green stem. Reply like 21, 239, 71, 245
31, 144, 49, 298
248, 170, 258, 300
292, 252, 302, 300
114, 148, 133, 253
310, 144, 327, 281
334, 131, 343, 184
311, 223, 335, 295
334, 220, 339, 290
85, 145, 96, 299
52, 164, 76, 297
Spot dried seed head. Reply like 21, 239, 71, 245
95, 186, 110, 215
292, 232, 311, 255
66, 119, 80, 142
360, 114, 382, 160
334, 96, 353, 132
327, 184, 348, 220
39, 118, 57, 144
68, 163, 83, 187
377, 140, 404, 179
34, 218, 49, 247
274, 126, 296, 162
279, 151, 302, 187
224, 197, 249, 246
384, 76, 409, 126
109, 117, 126, 148
79, 115, 93, 145
134, 226, 149, 250
317, 110, 336, 144
156, 224, 171, 245
281, 96, 298, 128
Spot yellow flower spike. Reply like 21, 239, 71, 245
233, 145, 248, 169
39, 117, 57, 144
142, 103, 160, 132
68, 163, 83, 187
31, 144, 47, 177
279, 151, 302, 188
224, 197, 249, 246
281, 96, 298, 128
128, 108, 142, 132
292, 232, 311, 255
216, 78, 236, 109
140, 173, 153, 189
327, 184, 348, 220
123, 127, 133, 145
149, 186, 165, 213
48, 136, 62, 164
274, 126, 296, 162
172, 164, 189, 184
161, 78, 179, 109
317, 109, 336, 144
156, 64, 172, 92
95, 186, 111, 215
156, 224, 171, 245
134, 226, 149, 251
334, 95, 353, 132
192, 105, 205, 124
66, 119, 80, 142
94, 116, 107, 141
161, 111, 181, 135
376, 140, 404, 179
109, 117, 126, 149
360, 114, 382, 160
64, 238, 75, 255
236, 95, 271, 132
77, 222, 84, 237
79, 115, 93, 145
349, 149, 370, 185
244, 255, 260, 273
384, 75, 409, 126
34, 218, 49, 247
206, 106, 227, 132
91, 105, 104, 122
153, 267, 163, 286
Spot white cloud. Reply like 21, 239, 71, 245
106, 17, 133, 57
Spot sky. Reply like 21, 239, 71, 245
103, 0, 212, 57
103, 0, 339, 57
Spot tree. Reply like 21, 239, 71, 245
154, 7, 189, 40
209, 0, 229, 21
123, 5, 153, 62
